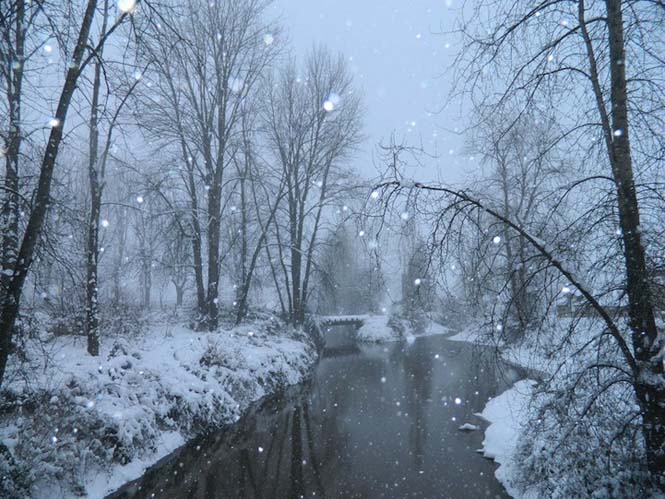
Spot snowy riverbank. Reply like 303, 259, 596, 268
355, 314, 449, 343
447, 326, 539, 498
478, 380, 537, 499
0, 316, 317, 498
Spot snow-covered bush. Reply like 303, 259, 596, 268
0, 318, 317, 497
513, 370, 656, 498
102, 305, 149, 340
388, 304, 428, 335
356, 315, 401, 342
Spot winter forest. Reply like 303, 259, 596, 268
1, 0, 664, 497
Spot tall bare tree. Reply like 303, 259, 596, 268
138, 0, 277, 329
376, 0, 665, 484
264, 48, 363, 325
0, 0, 135, 388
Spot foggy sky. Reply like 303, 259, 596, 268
272, 0, 473, 185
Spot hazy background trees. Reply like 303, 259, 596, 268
263, 48, 363, 325
0, 0, 375, 393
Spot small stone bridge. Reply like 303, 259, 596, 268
316, 314, 368, 329
311, 315, 369, 355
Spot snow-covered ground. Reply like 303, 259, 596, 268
356, 315, 401, 342
447, 317, 642, 498
447, 321, 580, 376
355, 314, 449, 343
447, 327, 494, 345
479, 379, 537, 498
0, 317, 317, 498
448, 324, 540, 497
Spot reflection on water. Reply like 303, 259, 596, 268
109, 331, 522, 499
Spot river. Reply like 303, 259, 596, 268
109, 328, 524, 498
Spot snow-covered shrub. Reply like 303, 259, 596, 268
0, 316, 317, 497
357, 315, 401, 342
388, 305, 427, 335
48, 312, 85, 337
102, 305, 148, 340
0, 381, 160, 496
0, 441, 29, 497
513, 370, 656, 498
199, 338, 243, 370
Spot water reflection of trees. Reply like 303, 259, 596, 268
111, 375, 357, 498
403, 344, 433, 470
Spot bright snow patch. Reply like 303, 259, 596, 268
356, 315, 400, 342
447, 327, 496, 345
356, 315, 449, 343
480, 379, 537, 498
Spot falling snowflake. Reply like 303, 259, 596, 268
323, 92, 341, 112
117, 0, 137, 13
228, 77, 244, 94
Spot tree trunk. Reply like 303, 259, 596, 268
605, 0, 663, 476
206, 181, 221, 330
142, 259, 152, 310
84, 53, 104, 357
582, 0, 664, 476
84, 192, 101, 355
0, 0, 99, 389
112, 211, 127, 307
290, 243, 302, 325
1, 0, 24, 304
175, 283, 184, 307
183, 145, 206, 318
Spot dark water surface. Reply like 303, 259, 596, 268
109, 330, 524, 499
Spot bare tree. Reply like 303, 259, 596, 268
138, 0, 278, 329
465, 109, 569, 340
83, 0, 146, 355
264, 48, 363, 325
231, 107, 287, 324
373, 0, 665, 485
0, 0, 135, 389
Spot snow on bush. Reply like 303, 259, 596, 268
479, 379, 536, 497
356, 315, 401, 342
513, 371, 656, 498
356, 314, 449, 343
456, 315, 662, 497
0, 317, 317, 498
